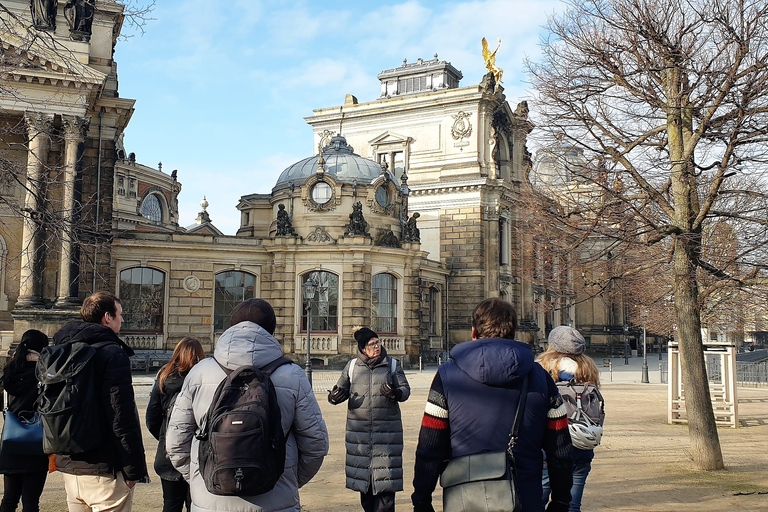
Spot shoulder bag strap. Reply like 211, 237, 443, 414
507, 375, 529, 456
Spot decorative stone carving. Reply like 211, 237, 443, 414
376, 230, 400, 248
62, 115, 90, 140
182, 275, 201, 293
319, 129, 334, 150
451, 111, 473, 140
402, 212, 420, 243
275, 203, 295, 236
30, 0, 57, 30
344, 201, 369, 237
306, 227, 333, 243
64, 0, 95, 41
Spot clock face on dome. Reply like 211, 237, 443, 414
312, 182, 333, 205
376, 186, 389, 207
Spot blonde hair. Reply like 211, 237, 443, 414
537, 348, 601, 387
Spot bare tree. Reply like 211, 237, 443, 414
526, 0, 768, 470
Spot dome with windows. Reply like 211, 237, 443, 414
273, 135, 396, 192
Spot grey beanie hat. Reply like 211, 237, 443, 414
548, 326, 586, 355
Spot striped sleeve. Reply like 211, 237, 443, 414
412, 372, 451, 509
543, 392, 573, 507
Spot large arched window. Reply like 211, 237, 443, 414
119, 267, 165, 332
301, 271, 338, 332
372, 273, 397, 334
214, 270, 257, 331
141, 194, 163, 222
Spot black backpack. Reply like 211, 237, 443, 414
196, 357, 293, 496
35, 341, 113, 455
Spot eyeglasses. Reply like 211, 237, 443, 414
366, 340, 381, 348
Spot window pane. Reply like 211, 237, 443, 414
214, 271, 257, 331
141, 194, 162, 222
371, 273, 397, 334
302, 271, 338, 333
119, 267, 165, 332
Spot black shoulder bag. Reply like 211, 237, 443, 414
440, 375, 529, 512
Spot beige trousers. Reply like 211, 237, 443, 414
62, 472, 134, 512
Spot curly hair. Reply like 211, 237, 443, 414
472, 298, 517, 340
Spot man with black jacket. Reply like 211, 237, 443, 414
412, 298, 573, 512
53, 291, 147, 512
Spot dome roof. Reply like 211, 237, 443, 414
273, 135, 397, 192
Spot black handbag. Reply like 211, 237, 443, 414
1, 391, 45, 456
440, 376, 529, 512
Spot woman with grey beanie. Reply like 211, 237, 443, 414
538, 326, 605, 512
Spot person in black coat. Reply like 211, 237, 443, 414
146, 337, 205, 512
52, 291, 148, 511
0, 329, 50, 512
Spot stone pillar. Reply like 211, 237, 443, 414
16, 112, 54, 308
56, 115, 90, 306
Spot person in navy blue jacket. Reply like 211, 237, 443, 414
411, 298, 573, 512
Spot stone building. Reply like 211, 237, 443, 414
1, 1, 557, 361
1, 0, 134, 352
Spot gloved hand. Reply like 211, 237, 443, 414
545, 500, 570, 512
328, 385, 350, 405
381, 381, 402, 401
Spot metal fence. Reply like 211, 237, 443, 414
705, 357, 768, 387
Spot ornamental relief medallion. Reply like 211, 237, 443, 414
451, 111, 473, 140
182, 275, 201, 293
306, 227, 334, 243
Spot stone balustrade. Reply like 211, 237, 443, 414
123, 333, 164, 350
294, 334, 339, 354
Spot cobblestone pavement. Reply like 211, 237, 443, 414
4, 359, 767, 511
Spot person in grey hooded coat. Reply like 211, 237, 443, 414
328, 327, 410, 512
166, 299, 329, 512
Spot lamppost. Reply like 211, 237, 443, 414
641, 312, 649, 383
303, 277, 318, 387
623, 325, 629, 365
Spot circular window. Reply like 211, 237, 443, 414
376, 186, 389, 207
311, 182, 333, 205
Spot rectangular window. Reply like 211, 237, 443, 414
428, 288, 438, 335
372, 273, 397, 334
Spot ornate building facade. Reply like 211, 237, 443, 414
1, 2, 558, 362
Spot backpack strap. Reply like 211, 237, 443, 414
347, 358, 356, 380
214, 356, 294, 376
507, 374, 529, 455
390, 357, 397, 374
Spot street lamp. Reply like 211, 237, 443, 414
641, 312, 649, 383
623, 325, 629, 365
303, 277, 318, 386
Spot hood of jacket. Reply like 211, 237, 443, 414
450, 337, 534, 388
53, 320, 134, 357
214, 321, 283, 370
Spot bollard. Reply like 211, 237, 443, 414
609, 361, 613, 383
659, 363, 664, 384
419, 356, 422, 372
437, 356, 442, 366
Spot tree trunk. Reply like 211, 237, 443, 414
673, 238, 725, 470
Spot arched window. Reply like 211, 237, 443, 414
119, 267, 165, 332
372, 273, 397, 334
301, 271, 338, 332
141, 194, 163, 222
214, 271, 257, 331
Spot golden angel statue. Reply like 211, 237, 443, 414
482, 37, 503, 85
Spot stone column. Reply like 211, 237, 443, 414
16, 112, 54, 308
56, 115, 90, 306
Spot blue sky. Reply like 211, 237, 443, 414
115, 0, 564, 234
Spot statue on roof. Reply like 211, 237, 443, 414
345, 201, 369, 237
30, 0, 57, 30
64, 0, 95, 41
275, 203, 295, 236
481, 37, 503, 86
402, 212, 421, 243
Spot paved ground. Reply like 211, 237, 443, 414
3, 353, 767, 511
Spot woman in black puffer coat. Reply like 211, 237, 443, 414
328, 327, 410, 512
0, 329, 50, 512
145, 337, 205, 512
